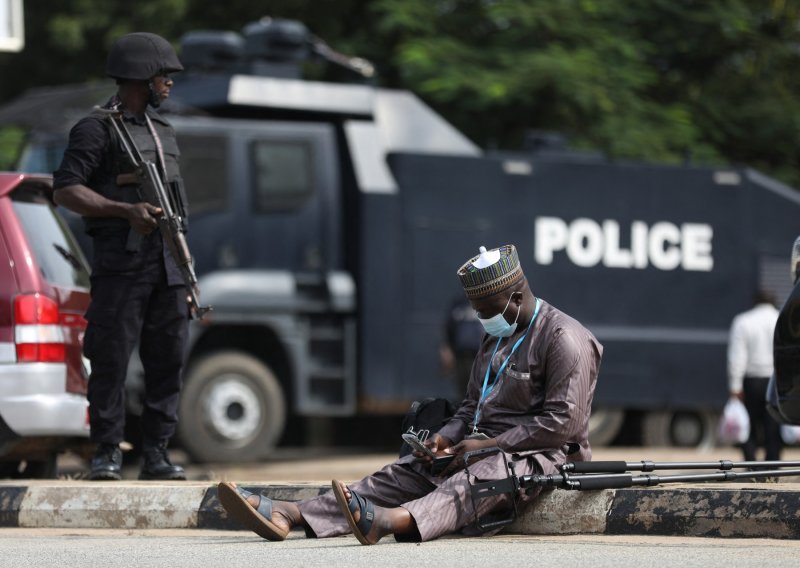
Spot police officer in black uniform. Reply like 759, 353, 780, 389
54, 32, 190, 481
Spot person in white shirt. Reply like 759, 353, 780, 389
727, 290, 781, 461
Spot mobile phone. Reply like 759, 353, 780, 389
402, 432, 435, 458
430, 454, 456, 475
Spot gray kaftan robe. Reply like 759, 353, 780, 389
297, 298, 603, 541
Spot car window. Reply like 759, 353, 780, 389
251, 140, 314, 212
17, 143, 67, 174
11, 185, 90, 289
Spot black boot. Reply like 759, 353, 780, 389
139, 442, 186, 480
88, 443, 123, 481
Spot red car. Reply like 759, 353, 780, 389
0, 172, 91, 478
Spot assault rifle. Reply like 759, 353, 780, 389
99, 108, 211, 320
463, 447, 800, 531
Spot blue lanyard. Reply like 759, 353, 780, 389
471, 297, 541, 433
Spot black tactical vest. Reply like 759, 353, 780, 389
84, 108, 187, 233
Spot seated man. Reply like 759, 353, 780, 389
218, 244, 603, 544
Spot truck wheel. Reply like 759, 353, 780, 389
178, 351, 286, 463
642, 410, 718, 449
588, 407, 625, 446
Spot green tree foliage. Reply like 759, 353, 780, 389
0, 126, 24, 170
370, 0, 800, 184
0, 1, 381, 102
0, 0, 189, 97
0, 0, 799, 185
371, 0, 706, 161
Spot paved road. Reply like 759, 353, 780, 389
0, 529, 797, 568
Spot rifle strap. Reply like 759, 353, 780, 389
143, 113, 168, 184
105, 112, 166, 253
105, 111, 166, 186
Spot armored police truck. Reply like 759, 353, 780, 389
4, 19, 800, 462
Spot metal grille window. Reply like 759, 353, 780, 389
177, 133, 228, 214
251, 140, 313, 212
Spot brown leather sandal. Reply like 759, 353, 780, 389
217, 481, 289, 541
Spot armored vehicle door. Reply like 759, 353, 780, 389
171, 116, 342, 275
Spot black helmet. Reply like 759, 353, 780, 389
106, 32, 184, 81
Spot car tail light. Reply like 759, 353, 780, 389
14, 294, 66, 362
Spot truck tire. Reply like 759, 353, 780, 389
642, 410, 718, 449
588, 407, 625, 446
177, 351, 286, 463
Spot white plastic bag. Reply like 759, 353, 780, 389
717, 398, 750, 445
781, 424, 800, 445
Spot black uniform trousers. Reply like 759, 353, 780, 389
83, 229, 188, 447
741, 376, 782, 462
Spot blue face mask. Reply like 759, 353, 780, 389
478, 294, 521, 338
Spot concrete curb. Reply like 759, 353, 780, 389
510, 483, 800, 539
1, 481, 799, 539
